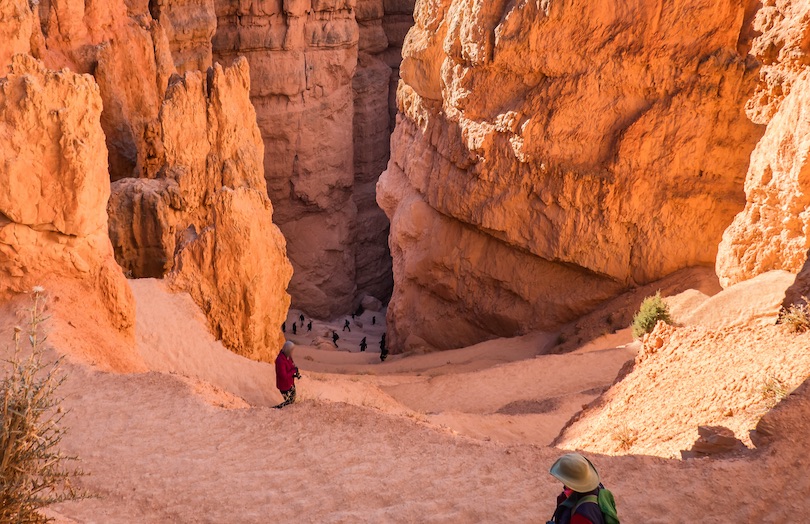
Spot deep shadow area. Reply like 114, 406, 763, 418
782, 249, 810, 308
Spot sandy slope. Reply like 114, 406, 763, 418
1, 272, 806, 522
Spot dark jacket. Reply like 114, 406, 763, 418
553, 488, 604, 524
275, 352, 297, 392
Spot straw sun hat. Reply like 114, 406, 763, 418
549, 453, 600, 493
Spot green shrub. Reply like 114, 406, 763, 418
631, 291, 672, 338
1, 288, 89, 523
778, 297, 810, 333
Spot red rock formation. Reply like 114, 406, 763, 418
109, 59, 293, 362
0, 55, 134, 333
380, 0, 764, 351
717, 0, 810, 288
1, 1, 294, 361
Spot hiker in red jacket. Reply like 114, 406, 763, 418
275, 341, 300, 409
548, 453, 605, 524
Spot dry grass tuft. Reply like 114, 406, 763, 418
762, 375, 789, 409
778, 297, 810, 333
612, 424, 638, 451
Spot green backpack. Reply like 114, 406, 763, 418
572, 488, 620, 524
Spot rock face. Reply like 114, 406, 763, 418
212, 0, 361, 318
378, 0, 764, 351
717, 0, 810, 288
28, 0, 216, 181
354, 0, 395, 306
108, 59, 293, 362
0, 55, 134, 333
212, 0, 415, 318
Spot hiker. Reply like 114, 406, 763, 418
372, 315, 376, 325
307, 320, 312, 332
343, 319, 351, 332
292, 322, 297, 335
299, 313, 304, 324
379, 333, 387, 362
359, 337, 367, 352
332, 331, 339, 347
274, 341, 301, 409
547, 453, 618, 524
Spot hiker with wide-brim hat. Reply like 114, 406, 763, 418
547, 453, 605, 524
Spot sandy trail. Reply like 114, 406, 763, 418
3, 274, 803, 522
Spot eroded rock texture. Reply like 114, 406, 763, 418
379, 0, 764, 351
109, 59, 293, 362
0, 55, 134, 333
1, 1, 294, 361
717, 1, 810, 288
24, 0, 216, 181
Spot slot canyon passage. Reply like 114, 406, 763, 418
1, 0, 810, 522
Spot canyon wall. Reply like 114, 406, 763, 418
211, 0, 361, 319
212, 0, 414, 317
716, 0, 810, 299
379, 0, 765, 351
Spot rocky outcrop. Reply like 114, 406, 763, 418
717, 0, 810, 287
379, 0, 764, 351
109, 59, 293, 362
0, 55, 134, 333
381, 0, 414, 124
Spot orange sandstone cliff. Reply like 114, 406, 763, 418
0, 0, 294, 361
379, 0, 765, 351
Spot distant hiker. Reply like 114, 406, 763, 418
352, 313, 355, 319
359, 337, 367, 352
299, 313, 305, 323
332, 331, 339, 347
547, 453, 619, 524
379, 333, 387, 362
343, 319, 351, 332
274, 341, 301, 409
292, 322, 297, 335
282, 322, 286, 333
307, 320, 312, 332
372, 315, 376, 325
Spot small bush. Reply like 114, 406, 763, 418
778, 297, 810, 333
612, 424, 638, 451
631, 292, 672, 338
1, 288, 89, 523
